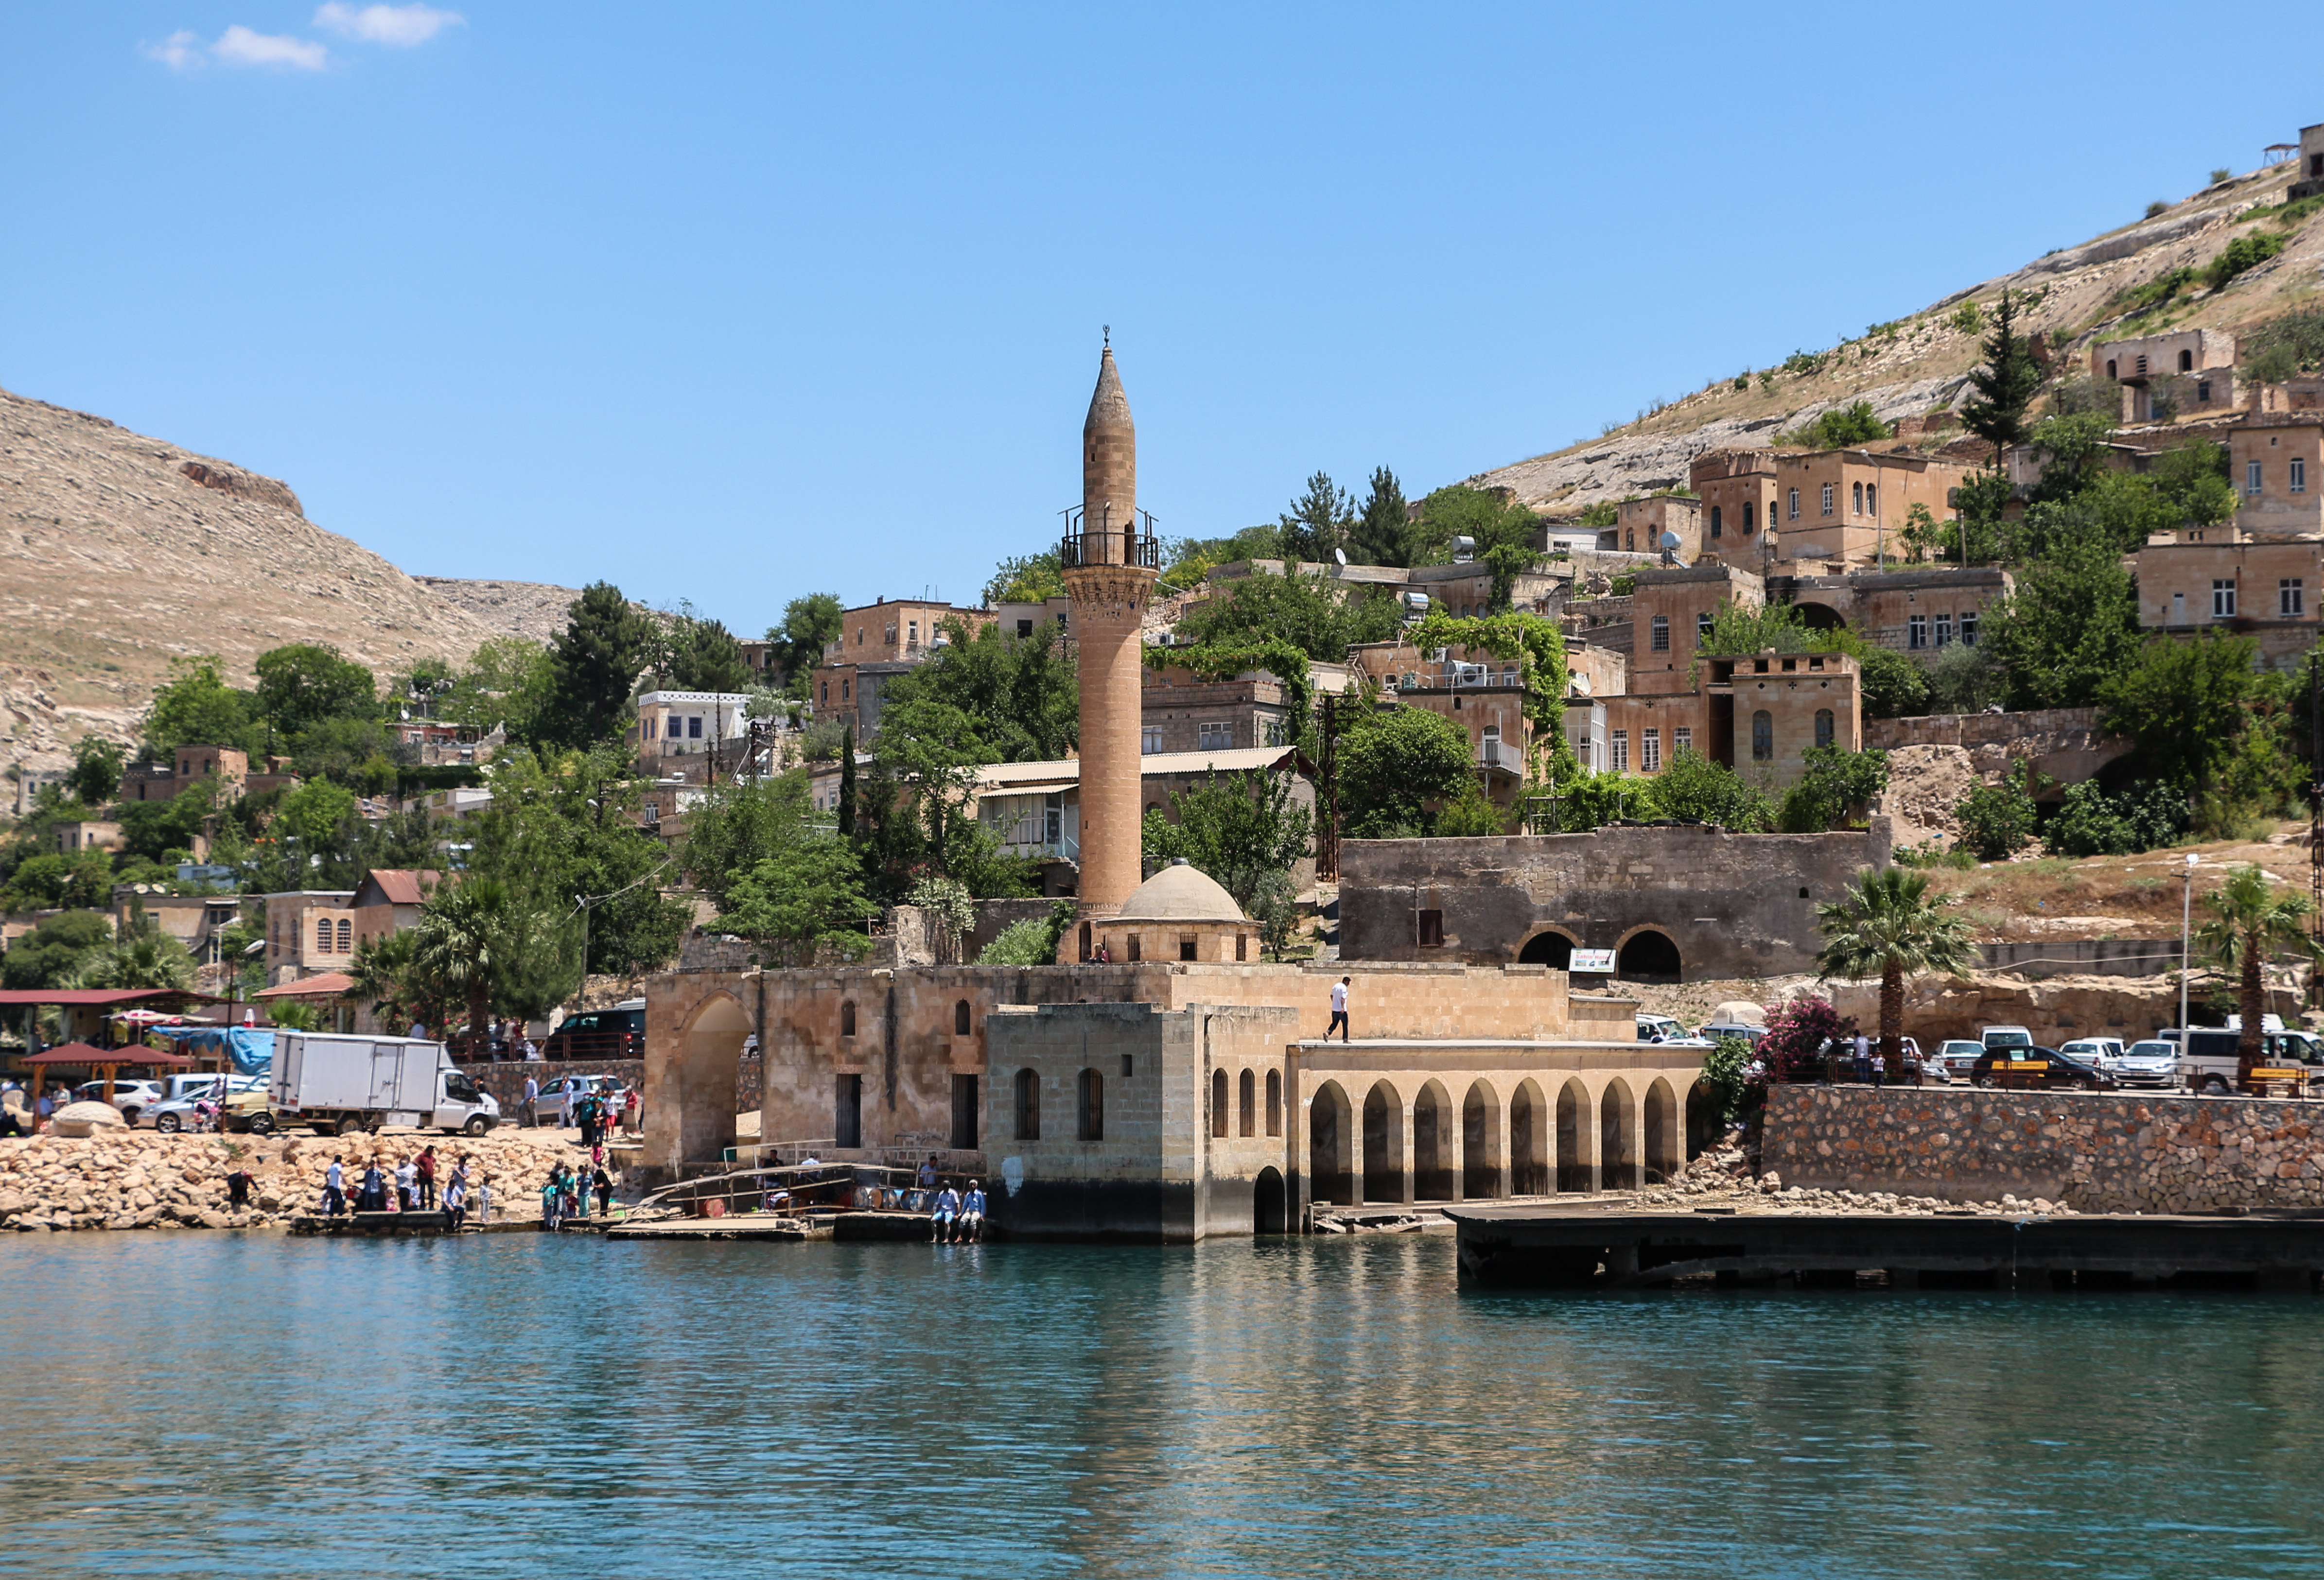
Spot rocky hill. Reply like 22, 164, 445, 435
0, 387, 507, 775
413, 577, 584, 648
1472, 156, 2324, 508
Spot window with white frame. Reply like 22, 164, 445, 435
1820, 484, 1835, 516
1851, 481, 1863, 515
1865, 483, 1877, 516
1141, 726, 1164, 754
2248, 460, 2264, 495
2294, 458, 2308, 494
2213, 579, 2237, 619
1935, 613, 1953, 647
1787, 488, 1800, 521
1197, 722, 1232, 750
1907, 614, 1927, 649
2284, 578, 2306, 617
1674, 726, 1692, 756
1610, 730, 1629, 772
1960, 612, 1979, 645
1641, 728, 1661, 773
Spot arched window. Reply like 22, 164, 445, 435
1211, 1069, 1228, 1137
315, 917, 331, 953
1751, 711, 1774, 761
336, 918, 352, 953
954, 999, 971, 1036
2106, 359, 2117, 380
1815, 709, 1835, 749
1014, 1068, 1040, 1140
1265, 1070, 1282, 1137
2179, 349, 2195, 372
1239, 1069, 1256, 1137
840, 1000, 857, 1038
1743, 500, 1755, 532
1650, 614, 1670, 652
1709, 504, 1723, 538
1078, 1068, 1104, 1141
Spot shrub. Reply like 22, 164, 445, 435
2205, 231, 2285, 291
1759, 997, 1854, 1083
2044, 779, 2188, 858
2145, 200, 2168, 219
1953, 766, 2040, 861
1776, 746, 1890, 834
978, 917, 1056, 965
1698, 1035, 1754, 1128
2209, 167, 2234, 185
1925, 641, 2001, 714
1777, 399, 1892, 450
1645, 747, 1773, 829
1947, 301, 1983, 335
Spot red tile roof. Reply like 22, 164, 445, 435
358, 869, 440, 906
22, 1042, 195, 1067
254, 972, 355, 999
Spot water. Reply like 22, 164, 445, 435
3, 1233, 2323, 1579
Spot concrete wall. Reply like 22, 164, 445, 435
1978, 938, 2183, 978
1339, 824, 1889, 978
1763, 1084, 2324, 1213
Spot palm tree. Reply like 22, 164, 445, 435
2195, 864, 2315, 1085
83, 932, 196, 992
1815, 867, 1975, 1075
413, 877, 513, 1050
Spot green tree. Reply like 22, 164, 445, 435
978, 906, 1075, 965
1781, 399, 1892, 449
1953, 765, 2042, 860
413, 875, 584, 1044
883, 617, 1077, 762
1177, 567, 1403, 663
1960, 289, 2043, 463
0, 911, 113, 990
142, 655, 259, 757
766, 592, 845, 686
1982, 537, 2142, 708
538, 582, 655, 749
64, 738, 123, 805
253, 643, 377, 737
719, 840, 875, 965
1777, 746, 1891, 832
114, 779, 220, 865
1139, 768, 1314, 911
1277, 471, 1354, 563
1558, 771, 1652, 831
273, 780, 359, 861
1338, 707, 1477, 838
2097, 631, 2255, 791
983, 553, 1065, 605
440, 637, 556, 740
1644, 747, 1773, 829
659, 607, 751, 694
683, 771, 825, 910
1855, 645, 1931, 720
2024, 411, 2118, 504
1924, 641, 2001, 713
1347, 467, 1410, 566
837, 727, 857, 838
1407, 485, 1539, 573
81, 930, 196, 991
0, 850, 115, 912
345, 924, 449, 1035
2195, 863, 2316, 1080
1814, 866, 1975, 1068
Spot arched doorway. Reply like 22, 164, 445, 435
1618, 929, 1682, 984
669, 993, 752, 1173
1254, 1167, 1287, 1234
1462, 1080, 1502, 1199
1510, 1079, 1548, 1195
1600, 1079, 1636, 1191
1555, 1079, 1591, 1193
1792, 601, 1845, 631
1643, 1078, 1680, 1184
1362, 1080, 1405, 1204
1518, 930, 1575, 969
1413, 1080, 1453, 1200
1686, 1079, 1719, 1160
1309, 1082, 1353, 1207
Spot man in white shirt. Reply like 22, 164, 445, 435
1328, 977, 1351, 1043
520, 1074, 539, 1129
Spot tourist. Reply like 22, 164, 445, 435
960, 1180, 986, 1243
575, 1091, 594, 1146
473, 1171, 492, 1224
559, 1083, 577, 1131
623, 1087, 641, 1137
442, 1168, 467, 1231
1870, 1045, 1887, 1089
1328, 977, 1352, 1043
541, 1169, 563, 1230
33, 1088, 52, 1129
323, 1155, 347, 1216
408, 1019, 427, 1041
357, 1161, 387, 1213
520, 1072, 539, 1129
1852, 1032, 1871, 1085
520, 1031, 542, 1062
395, 1155, 418, 1212
931, 1182, 960, 1243
918, 1155, 939, 1191
565, 1163, 587, 1221
592, 1164, 614, 1218
416, 1146, 439, 1209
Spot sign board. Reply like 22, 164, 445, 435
1568, 948, 1617, 974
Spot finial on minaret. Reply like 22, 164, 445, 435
1102, 323, 1110, 348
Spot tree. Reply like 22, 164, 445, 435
1347, 467, 1410, 566
1782, 399, 1892, 449
1139, 768, 1314, 912
0, 851, 115, 912
253, 643, 377, 738
0, 911, 113, 990
837, 728, 856, 838
979, 900, 1078, 965
719, 840, 874, 965
64, 738, 122, 805
2196, 864, 2316, 1082
1408, 485, 1539, 574
1277, 471, 1353, 563
883, 617, 1077, 762
1960, 289, 2043, 463
1644, 747, 1773, 829
1758, 995, 1855, 1084
983, 553, 1065, 606
684, 771, 828, 910
1924, 641, 2001, 714
1177, 566, 1403, 664
1338, 708, 1477, 838
142, 656, 259, 757
538, 582, 655, 749
1778, 747, 1890, 833
660, 608, 750, 694
81, 930, 196, 991
438, 637, 556, 740
2023, 412, 2118, 504
1953, 765, 2042, 861
1855, 645, 1931, 720
273, 780, 359, 859
766, 592, 845, 686
2044, 779, 2188, 858
2097, 631, 2256, 791
346, 927, 449, 1036
1558, 771, 1652, 832
412, 876, 583, 1043
1815, 866, 1975, 1070
1982, 537, 2142, 709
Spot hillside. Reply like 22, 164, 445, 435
413, 577, 585, 648
1472, 155, 2324, 508
0, 386, 506, 774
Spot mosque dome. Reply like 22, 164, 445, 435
1113, 859, 1246, 923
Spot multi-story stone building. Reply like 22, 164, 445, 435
810, 597, 996, 738
2131, 527, 2323, 667
262, 890, 357, 988
1767, 450, 1976, 570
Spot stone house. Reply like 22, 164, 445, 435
1707, 650, 1864, 785
120, 745, 297, 805
263, 890, 357, 988
109, 886, 242, 968
1140, 666, 1293, 755
2130, 529, 2323, 667
1610, 495, 1702, 559
1690, 450, 1781, 559
51, 821, 120, 854
1775, 566, 2010, 658
630, 691, 751, 766
1768, 450, 1975, 570
2230, 403, 2324, 538
810, 597, 996, 738
350, 868, 439, 951
2093, 329, 2237, 422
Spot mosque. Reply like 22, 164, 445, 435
639, 343, 1715, 1240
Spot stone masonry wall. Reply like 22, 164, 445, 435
1763, 1084, 2324, 1213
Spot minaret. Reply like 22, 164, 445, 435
1062, 339, 1158, 948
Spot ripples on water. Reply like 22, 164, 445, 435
2, 1233, 2322, 1579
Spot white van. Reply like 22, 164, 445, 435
1980, 1025, 2034, 1051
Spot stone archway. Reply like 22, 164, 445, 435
1308, 1081, 1353, 1207
1517, 929, 1577, 970
1510, 1078, 1548, 1196
1686, 1079, 1719, 1161
1600, 1078, 1637, 1191
1643, 1078, 1681, 1185
1462, 1079, 1502, 1199
1254, 1166, 1287, 1234
1413, 1079, 1454, 1200
1555, 1078, 1592, 1193
1616, 927, 1682, 984
665, 992, 752, 1173
1361, 1080, 1406, 1204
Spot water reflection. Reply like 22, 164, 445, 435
1, 1233, 2321, 1578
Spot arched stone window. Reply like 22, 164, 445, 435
1650, 614, 1670, 652
315, 917, 331, 953
2179, 348, 2195, 372
1265, 1070, 1282, 1137
954, 999, 971, 1036
1751, 711, 1774, 761
1078, 1069, 1104, 1141
1211, 1069, 1228, 1138
1815, 708, 1835, 749
1709, 504, 1722, 538
336, 918, 351, 953
840, 1000, 857, 1038
1239, 1069, 1256, 1137
1014, 1068, 1040, 1140
2106, 359, 2117, 380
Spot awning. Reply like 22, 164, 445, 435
254, 972, 354, 999
0, 989, 220, 1008
20, 1042, 195, 1069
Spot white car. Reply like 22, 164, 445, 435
1937, 1040, 1985, 1080
2059, 1038, 2126, 1072
73, 1078, 166, 1123
2113, 1040, 2181, 1089
141, 1075, 269, 1132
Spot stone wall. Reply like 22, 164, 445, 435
1763, 1084, 2324, 1212
1864, 707, 2131, 795
1978, 938, 2183, 979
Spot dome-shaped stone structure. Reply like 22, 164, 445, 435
1115, 860, 1246, 923
1087, 860, 1256, 964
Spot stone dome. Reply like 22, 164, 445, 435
1114, 860, 1246, 923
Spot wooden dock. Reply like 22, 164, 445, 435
1447, 1202, 2324, 1291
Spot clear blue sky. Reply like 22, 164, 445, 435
4, 4, 2314, 637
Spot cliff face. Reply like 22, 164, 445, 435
1472, 157, 2324, 509
0, 386, 505, 772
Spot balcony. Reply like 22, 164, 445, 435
1060, 530, 1160, 570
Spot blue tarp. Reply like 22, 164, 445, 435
149, 1026, 274, 1076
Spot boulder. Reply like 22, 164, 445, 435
50, 1101, 127, 1138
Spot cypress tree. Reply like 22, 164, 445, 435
1961, 289, 2043, 465
541, 581, 654, 749
837, 726, 856, 839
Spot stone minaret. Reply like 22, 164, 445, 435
1063, 341, 1157, 938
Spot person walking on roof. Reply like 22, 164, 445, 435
1328, 977, 1352, 1043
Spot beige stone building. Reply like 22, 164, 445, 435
2230, 406, 2324, 538
1610, 495, 1703, 559
2131, 528, 2324, 667
1708, 651, 1863, 782
1768, 451, 1975, 570
263, 890, 357, 988
811, 597, 996, 738
1690, 450, 1780, 559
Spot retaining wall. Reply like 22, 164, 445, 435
1763, 1084, 2324, 1213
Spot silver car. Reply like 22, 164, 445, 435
2112, 1039, 2182, 1090
1937, 1040, 1985, 1080
142, 1076, 268, 1133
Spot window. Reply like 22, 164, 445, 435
1852, 481, 1864, 515
1696, 612, 1713, 640
2105, 359, 2117, 380
2249, 460, 2264, 496
1016, 619, 1034, 638
2134, 354, 2148, 376
1674, 726, 1692, 755
2199, 380, 2213, 403
821, 681, 829, 705
842, 680, 851, 702
1641, 728, 1661, 772
954, 999, 971, 1036
1235, 933, 1247, 961
1820, 484, 1835, 517
688, 715, 703, 739
1907, 614, 1927, 649
1787, 488, 1800, 521
1126, 933, 1142, 962
336, 918, 351, 953
836, 1074, 862, 1148
1417, 909, 1445, 947
1610, 729, 1628, 771
1141, 726, 1164, 755
1709, 505, 1723, 538
2180, 349, 2195, 372
1960, 612, 1979, 646
1179, 935, 1197, 961
1625, 531, 1635, 551
1212, 1069, 1228, 1138
1239, 1069, 1256, 1137
907, 620, 918, 647
1014, 1068, 1040, 1141
2286, 579, 2307, 617
1077, 1069, 1104, 1141
1650, 614, 1670, 652
951, 1074, 979, 1149
1935, 614, 1953, 647
1865, 484, 1877, 516
1814, 709, 1835, 749
1197, 722, 1232, 750
840, 1000, 857, 1038
1743, 500, 1755, 532
1265, 1070, 1282, 1136
315, 917, 331, 952
2295, 459, 2308, 494
2213, 579, 2237, 619
1751, 711, 1773, 761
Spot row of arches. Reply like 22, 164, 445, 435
1307, 1075, 1695, 1206
1518, 927, 1681, 984
1210, 1068, 1284, 1139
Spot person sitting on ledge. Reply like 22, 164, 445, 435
959, 1180, 986, 1243
931, 1182, 960, 1243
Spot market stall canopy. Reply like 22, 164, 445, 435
0, 989, 221, 1008
20, 1042, 195, 1069
253, 973, 354, 1000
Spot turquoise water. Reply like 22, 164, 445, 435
3, 1233, 2323, 1579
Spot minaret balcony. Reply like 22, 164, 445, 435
1060, 530, 1160, 570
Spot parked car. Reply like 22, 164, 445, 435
140, 1075, 267, 1131
2059, 1038, 2126, 1072
1971, 1047, 2116, 1091
73, 1078, 165, 1122
535, 1074, 625, 1110
1937, 1040, 1986, 1080
2114, 1040, 2182, 1089
540, 1004, 645, 1061
1980, 1024, 2035, 1052
2177, 1026, 2315, 1096
1698, 1022, 1766, 1046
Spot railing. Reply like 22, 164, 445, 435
1059, 531, 1161, 570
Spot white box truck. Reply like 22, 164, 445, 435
271, 1033, 500, 1137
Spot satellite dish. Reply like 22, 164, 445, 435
1334, 548, 1347, 566
1660, 531, 1682, 550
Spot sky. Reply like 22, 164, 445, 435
4, 4, 2318, 638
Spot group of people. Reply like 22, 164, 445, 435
541, 1159, 615, 1229
321, 1146, 491, 1230
916, 1157, 985, 1243
515, 1075, 641, 1138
